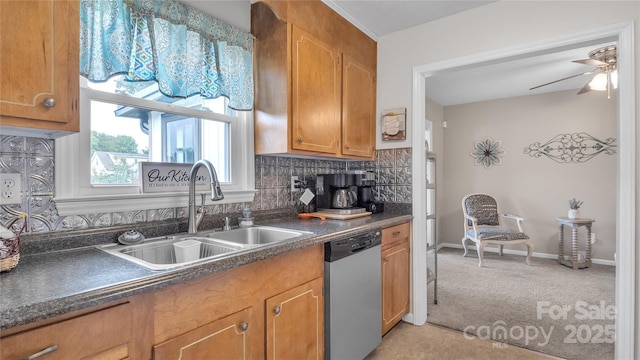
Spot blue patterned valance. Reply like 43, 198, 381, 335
80, 0, 254, 110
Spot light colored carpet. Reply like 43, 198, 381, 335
366, 322, 561, 360
425, 247, 615, 360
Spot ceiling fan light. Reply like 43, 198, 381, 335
611, 70, 618, 89
588, 73, 608, 91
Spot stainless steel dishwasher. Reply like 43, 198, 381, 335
324, 228, 382, 360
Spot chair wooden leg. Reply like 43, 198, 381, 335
525, 241, 534, 266
462, 237, 469, 257
498, 245, 504, 256
476, 242, 484, 267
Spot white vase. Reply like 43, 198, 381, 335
568, 209, 580, 219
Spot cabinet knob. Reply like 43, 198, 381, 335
239, 322, 249, 331
297, 137, 303, 144
43, 97, 56, 108
274, 306, 281, 315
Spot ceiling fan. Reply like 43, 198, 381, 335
530, 45, 618, 99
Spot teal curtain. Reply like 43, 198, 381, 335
80, 0, 254, 111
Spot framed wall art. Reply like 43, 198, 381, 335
381, 108, 406, 141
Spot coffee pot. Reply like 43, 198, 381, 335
331, 188, 357, 209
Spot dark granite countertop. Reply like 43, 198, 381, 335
0, 210, 412, 331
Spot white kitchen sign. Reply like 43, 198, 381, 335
140, 162, 211, 193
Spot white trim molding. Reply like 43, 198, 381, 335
439, 243, 617, 267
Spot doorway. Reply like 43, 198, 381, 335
409, 22, 635, 358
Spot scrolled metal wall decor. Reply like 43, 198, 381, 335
524, 132, 616, 163
470, 137, 506, 169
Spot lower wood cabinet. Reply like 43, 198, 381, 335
1, 244, 325, 360
154, 307, 256, 360
153, 276, 324, 360
266, 277, 323, 360
1, 303, 133, 360
381, 222, 411, 335
153, 244, 324, 359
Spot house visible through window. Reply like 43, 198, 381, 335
86, 76, 232, 185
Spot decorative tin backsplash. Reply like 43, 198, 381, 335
0, 135, 412, 234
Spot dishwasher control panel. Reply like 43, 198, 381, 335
324, 229, 382, 262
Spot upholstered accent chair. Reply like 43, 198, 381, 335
461, 193, 533, 267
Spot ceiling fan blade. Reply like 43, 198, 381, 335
576, 80, 592, 95
573, 58, 607, 67
529, 69, 598, 90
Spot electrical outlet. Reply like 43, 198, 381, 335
291, 176, 299, 192
0, 173, 21, 205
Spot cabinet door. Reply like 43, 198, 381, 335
291, 26, 341, 155
342, 54, 376, 159
382, 240, 410, 334
154, 307, 256, 360
266, 277, 323, 360
1, 303, 131, 360
0, 0, 79, 133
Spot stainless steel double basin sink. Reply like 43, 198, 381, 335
97, 226, 313, 270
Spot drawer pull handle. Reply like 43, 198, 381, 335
239, 322, 249, 331
274, 306, 281, 315
23, 344, 58, 359
297, 137, 303, 144
393, 231, 401, 236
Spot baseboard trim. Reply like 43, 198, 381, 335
438, 243, 615, 266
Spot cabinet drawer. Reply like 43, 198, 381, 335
1, 303, 132, 360
382, 222, 410, 248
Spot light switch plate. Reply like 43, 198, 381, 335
0, 173, 22, 205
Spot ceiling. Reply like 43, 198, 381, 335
324, 0, 495, 40
324, 0, 618, 106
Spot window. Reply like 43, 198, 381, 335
55, 0, 255, 216
54, 76, 255, 216
86, 76, 232, 185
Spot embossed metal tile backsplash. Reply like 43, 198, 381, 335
0, 135, 412, 233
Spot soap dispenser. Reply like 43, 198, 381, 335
238, 207, 254, 227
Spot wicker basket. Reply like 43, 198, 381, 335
1, 216, 26, 272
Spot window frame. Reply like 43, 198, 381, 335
54, 79, 255, 216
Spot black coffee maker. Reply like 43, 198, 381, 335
315, 174, 359, 212
351, 170, 384, 214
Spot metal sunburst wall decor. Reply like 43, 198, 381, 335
470, 137, 506, 169
524, 132, 616, 163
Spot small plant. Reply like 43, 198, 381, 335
569, 198, 583, 210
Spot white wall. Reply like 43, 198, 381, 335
376, 1, 639, 150
377, 1, 639, 356
440, 89, 617, 260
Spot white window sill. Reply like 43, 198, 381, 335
54, 189, 256, 216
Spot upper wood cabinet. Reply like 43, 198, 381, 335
342, 54, 376, 158
291, 26, 342, 155
252, 0, 377, 160
0, 0, 80, 138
